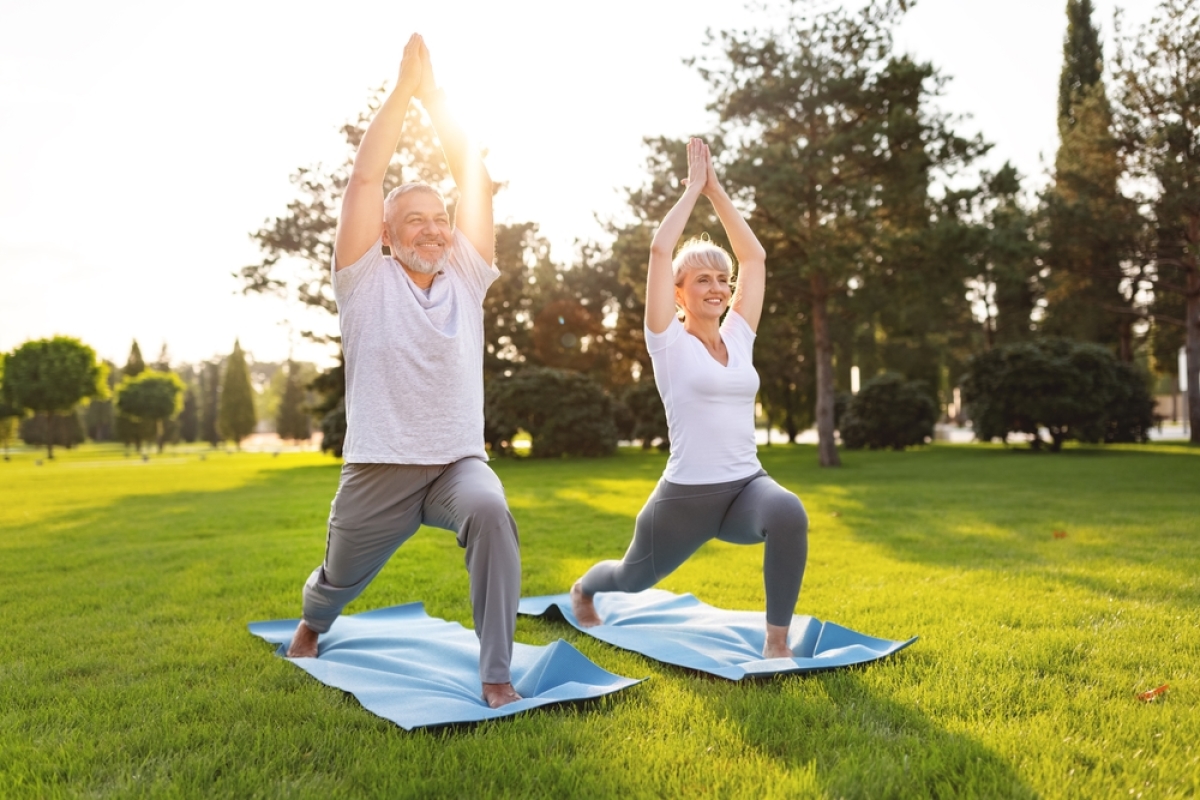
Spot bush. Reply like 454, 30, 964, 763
961, 338, 1157, 451
485, 367, 617, 458
320, 400, 346, 458
840, 372, 938, 450
619, 378, 668, 451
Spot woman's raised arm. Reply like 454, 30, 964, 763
646, 139, 709, 334
704, 158, 766, 331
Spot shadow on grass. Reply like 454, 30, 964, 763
716, 665, 1036, 798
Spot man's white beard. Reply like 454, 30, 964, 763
395, 242, 449, 275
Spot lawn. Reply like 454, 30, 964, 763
1, 441, 1197, 798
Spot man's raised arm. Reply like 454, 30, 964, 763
333, 35, 424, 271
416, 42, 494, 265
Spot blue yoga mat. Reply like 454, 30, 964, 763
519, 589, 917, 680
249, 602, 642, 730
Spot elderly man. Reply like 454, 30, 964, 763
286, 34, 521, 709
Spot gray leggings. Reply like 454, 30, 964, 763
300, 457, 521, 684
580, 470, 808, 627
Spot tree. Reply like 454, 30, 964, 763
3, 337, 108, 458
198, 360, 221, 447
276, 360, 312, 441
115, 340, 154, 449
1114, 0, 1200, 442
971, 165, 1042, 348
178, 386, 199, 443
115, 370, 185, 453
961, 338, 1156, 451
695, 1, 984, 465
485, 367, 617, 458
1042, 0, 1142, 360
840, 372, 938, 450
218, 341, 257, 447
0, 360, 25, 459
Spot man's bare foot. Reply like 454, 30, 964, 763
483, 682, 522, 708
571, 581, 603, 628
286, 620, 319, 658
763, 623, 794, 659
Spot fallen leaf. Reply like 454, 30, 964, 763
1137, 684, 1169, 702
1053, 530, 1068, 539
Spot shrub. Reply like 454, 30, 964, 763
961, 338, 1157, 451
620, 378, 668, 451
320, 400, 346, 458
485, 367, 617, 458
840, 372, 938, 450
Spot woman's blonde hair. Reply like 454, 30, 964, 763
672, 236, 734, 285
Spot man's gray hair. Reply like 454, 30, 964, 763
384, 183, 447, 219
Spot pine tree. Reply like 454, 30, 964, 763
199, 361, 221, 447
217, 341, 257, 447
1042, 0, 1139, 359
275, 360, 311, 441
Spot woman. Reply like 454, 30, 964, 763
571, 138, 809, 659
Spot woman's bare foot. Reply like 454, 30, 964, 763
571, 581, 603, 627
483, 682, 522, 708
286, 620, 319, 658
763, 622, 794, 659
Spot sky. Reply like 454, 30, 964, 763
0, 0, 1156, 370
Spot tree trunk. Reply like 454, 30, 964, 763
1187, 266, 1200, 445
45, 410, 54, 459
811, 272, 841, 467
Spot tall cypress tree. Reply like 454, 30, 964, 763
218, 341, 257, 448
1042, 0, 1139, 359
199, 360, 221, 447
275, 360, 311, 441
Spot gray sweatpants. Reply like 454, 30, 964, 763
300, 457, 521, 684
580, 470, 808, 627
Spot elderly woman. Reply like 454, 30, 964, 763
571, 139, 809, 658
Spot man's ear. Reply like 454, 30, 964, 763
381, 224, 393, 255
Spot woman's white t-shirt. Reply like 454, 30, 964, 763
646, 310, 762, 484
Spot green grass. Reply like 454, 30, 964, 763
1, 441, 1198, 798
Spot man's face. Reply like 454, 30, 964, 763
383, 190, 452, 275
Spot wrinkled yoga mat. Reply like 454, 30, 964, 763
249, 602, 642, 730
520, 589, 917, 680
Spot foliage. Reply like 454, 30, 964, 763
485, 367, 617, 458
276, 361, 312, 441
178, 386, 199, 443
1041, 0, 1142, 359
18, 410, 86, 449
116, 370, 186, 453
1113, 0, 1200, 442
218, 341, 257, 447
695, 1, 986, 466
961, 338, 1157, 451
198, 361, 222, 447
840, 372, 938, 450
319, 400, 346, 458
116, 341, 156, 449
618, 377, 668, 450
2, 335, 108, 458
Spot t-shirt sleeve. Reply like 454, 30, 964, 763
331, 237, 385, 307
448, 229, 500, 303
720, 310, 756, 358
644, 315, 684, 355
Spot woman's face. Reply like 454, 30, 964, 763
675, 266, 732, 321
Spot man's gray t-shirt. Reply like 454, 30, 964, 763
331, 231, 498, 464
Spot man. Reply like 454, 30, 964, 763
286, 34, 522, 709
